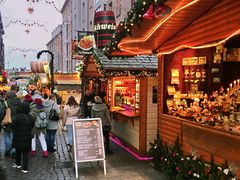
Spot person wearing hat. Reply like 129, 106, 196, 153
91, 96, 113, 154
30, 98, 48, 157
23, 94, 33, 108
31, 90, 43, 101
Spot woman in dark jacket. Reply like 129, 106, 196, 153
12, 102, 34, 173
2, 90, 21, 158
91, 96, 113, 154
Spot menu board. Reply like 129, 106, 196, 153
73, 118, 105, 162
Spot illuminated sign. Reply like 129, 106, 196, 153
94, 23, 116, 31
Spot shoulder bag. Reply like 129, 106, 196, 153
49, 104, 60, 121
1, 101, 12, 125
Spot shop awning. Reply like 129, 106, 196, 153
108, 0, 240, 56
54, 73, 81, 85
158, 0, 240, 54
93, 49, 157, 76
55, 80, 81, 85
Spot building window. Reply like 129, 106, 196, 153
95, 5, 101, 12
108, 2, 112, 10
131, 0, 135, 7
66, 43, 69, 59
116, 0, 121, 17
104, 4, 106, 11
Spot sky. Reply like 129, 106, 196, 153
0, 0, 65, 69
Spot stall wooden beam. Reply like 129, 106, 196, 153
139, 77, 148, 154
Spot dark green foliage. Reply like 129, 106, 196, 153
148, 133, 236, 180
103, 0, 169, 56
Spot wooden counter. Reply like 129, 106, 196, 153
110, 110, 140, 126
160, 114, 240, 165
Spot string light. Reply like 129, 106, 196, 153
104, 0, 169, 57
8, 47, 38, 54
157, 29, 240, 55
5, 17, 48, 32
93, 51, 157, 77
118, 0, 200, 52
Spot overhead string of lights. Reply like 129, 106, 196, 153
0, 0, 60, 12
0, 0, 6, 4
8, 47, 39, 58
5, 17, 48, 34
26, 0, 60, 13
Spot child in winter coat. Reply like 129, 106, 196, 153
30, 98, 48, 157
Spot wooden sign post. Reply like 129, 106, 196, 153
72, 118, 106, 178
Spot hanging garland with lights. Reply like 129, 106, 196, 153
8, 47, 39, 58
26, 0, 60, 13
93, 51, 157, 78
5, 17, 48, 33
103, 0, 171, 57
148, 130, 237, 179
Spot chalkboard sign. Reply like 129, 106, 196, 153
73, 118, 105, 162
73, 118, 106, 178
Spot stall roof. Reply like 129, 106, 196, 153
158, 0, 240, 54
94, 49, 157, 71
112, 0, 232, 56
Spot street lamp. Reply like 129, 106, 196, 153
37, 50, 54, 93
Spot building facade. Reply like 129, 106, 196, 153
46, 25, 63, 73
0, 12, 4, 70
57, 0, 134, 73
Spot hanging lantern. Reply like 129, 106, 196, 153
143, 4, 155, 20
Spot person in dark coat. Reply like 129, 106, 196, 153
2, 90, 21, 157
91, 96, 113, 154
81, 89, 95, 118
12, 102, 34, 173
52, 89, 62, 105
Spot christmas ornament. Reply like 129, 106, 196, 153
143, 4, 155, 20
25, 29, 30, 34
27, 7, 34, 14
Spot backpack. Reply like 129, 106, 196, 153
35, 112, 48, 128
49, 104, 60, 121
0, 100, 6, 123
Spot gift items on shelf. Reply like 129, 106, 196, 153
166, 79, 240, 133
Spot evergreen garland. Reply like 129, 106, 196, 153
103, 0, 168, 57
148, 131, 236, 179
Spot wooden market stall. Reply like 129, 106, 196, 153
54, 73, 81, 104
81, 49, 158, 155
104, 0, 240, 176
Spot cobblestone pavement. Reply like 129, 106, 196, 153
0, 123, 168, 180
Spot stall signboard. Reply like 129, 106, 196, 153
72, 31, 96, 58
72, 118, 106, 178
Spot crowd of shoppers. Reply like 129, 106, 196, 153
0, 86, 113, 174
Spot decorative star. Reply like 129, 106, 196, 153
27, 7, 34, 14
25, 29, 30, 34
